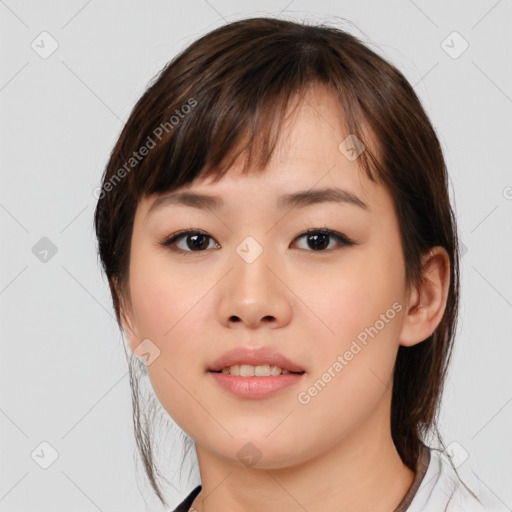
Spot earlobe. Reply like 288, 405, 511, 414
399, 247, 451, 348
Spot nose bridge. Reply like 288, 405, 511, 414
216, 232, 293, 328
232, 233, 277, 302
233, 235, 276, 293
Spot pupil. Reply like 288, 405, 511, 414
308, 233, 328, 250
188, 234, 209, 251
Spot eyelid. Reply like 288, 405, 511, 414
159, 228, 219, 252
292, 228, 356, 252
158, 227, 357, 253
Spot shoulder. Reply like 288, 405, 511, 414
407, 446, 503, 512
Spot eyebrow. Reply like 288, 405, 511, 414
146, 186, 369, 218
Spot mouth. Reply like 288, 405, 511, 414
208, 366, 306, 399
206, 346, 306, 398
207, 346, 306, 375
209, 365, 306, 377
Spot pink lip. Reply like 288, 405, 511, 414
208, 372, 305, 399
207, 346, 305, 373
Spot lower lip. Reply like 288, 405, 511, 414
208, 371, 305, 399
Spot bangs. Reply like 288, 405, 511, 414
123, 20, 381, 202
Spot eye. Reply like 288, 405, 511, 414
292, 228, 355, 251
159, 229, 219, 253
158, 228, 355, 254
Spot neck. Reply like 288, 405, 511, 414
191, 393, 415, 512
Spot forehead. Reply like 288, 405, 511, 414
139, 85, 389, 217
199, 85, 376, 188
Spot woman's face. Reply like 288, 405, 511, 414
123, 87, 415, 468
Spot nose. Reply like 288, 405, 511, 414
216, 242, 294, 330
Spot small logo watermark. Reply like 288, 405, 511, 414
31, 441, 59, 469
338, 134, 365, 161
32, 237, 58, 263
133, 338, 161, 366
236, 236, 263, 264
31, 31, 59, 59
236, 442, 263, 468
441, 31, 469, 59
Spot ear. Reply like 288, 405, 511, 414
398, 247, 451, 347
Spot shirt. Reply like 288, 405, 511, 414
170, 443, 503, 511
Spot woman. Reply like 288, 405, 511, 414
94, 17, 497, 512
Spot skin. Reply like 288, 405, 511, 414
120, 85, 450, 512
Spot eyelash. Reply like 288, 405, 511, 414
158, 228, 356, 254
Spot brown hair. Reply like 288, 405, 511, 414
94, 16, 466, 507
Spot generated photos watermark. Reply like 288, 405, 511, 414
297, 301, 403, 405
93, 97, 197, 199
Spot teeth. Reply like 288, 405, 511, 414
220, 364, 291, 376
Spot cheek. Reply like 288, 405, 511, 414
292, 284, 403, 447
307, 279, 402, 394
129, 247, 206, 338
296, 252, 404, 408
128, 251, 211, 428
301, 252, 404, 349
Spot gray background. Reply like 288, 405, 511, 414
1, 1, 511, 511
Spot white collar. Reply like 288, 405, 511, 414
406, 447, 503, 511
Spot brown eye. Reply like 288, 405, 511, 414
160, 230, 219, 253
159, 228, 355, 255
184, 233, 211, 251
292, 229, 355, 251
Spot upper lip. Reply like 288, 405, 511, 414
208, 346, 306, 373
